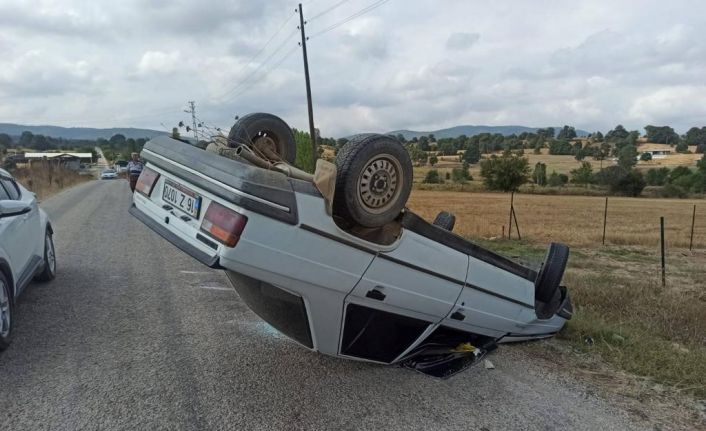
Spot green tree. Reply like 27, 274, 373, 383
109, 134, 126, 146
547, 171, 567, 187
684, 127, 706, 146
532, 162, 547, 186
644, 125, 679, 145
463, 142, 481, 164
605, 125, 629, 142
292, 128, 315, 173
618, 145, 638, 169
640, 152, 652, 161
438, 141, 456, 156
675, 142, 689, 153
557, 125, 577, 140
698, 154, 706, 173
418, 136, 430, 151
0, 133, 12, 148
646, 168, 670, 186
451, 165, 472, 183
479, 151, 530, 192
570, 161, 593, 186
548, 140, 574, 155
428, 154, 438, 166
423, 169, 441, 184
19, 131, 34, 148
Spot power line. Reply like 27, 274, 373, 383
308, 0, 350, 22
309, 0, 390, 39
229, 45, 300, 101
225, 11, 297, 87
214, 28, 299, 102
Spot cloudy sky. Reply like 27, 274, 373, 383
1, 0, 705, 137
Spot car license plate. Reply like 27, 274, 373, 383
162, 180, 201, 218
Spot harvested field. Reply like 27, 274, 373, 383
11, 166, 93, 200
407, 190, 705, 248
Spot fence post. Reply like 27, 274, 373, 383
602, 196, 608, 245
690, 205, 696, 251
660, 216, 666, 287
508, 192, 515, 240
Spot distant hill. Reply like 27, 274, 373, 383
0, 123, 166, 140
388, 125, 590, 140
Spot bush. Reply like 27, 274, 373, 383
479, 151, 530, 192
423, 169, 442, 184
593, 166, 645, 196
660, 183, 689, 198
640, 152, 652, 161
547, 171, 568, 187
646, 167, 670, 186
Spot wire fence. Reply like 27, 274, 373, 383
406, 191, 705, 250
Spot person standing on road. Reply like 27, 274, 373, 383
127, 152, 144, 192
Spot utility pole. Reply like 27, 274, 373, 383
184, 101, 198, 141
298, 3, 317, 167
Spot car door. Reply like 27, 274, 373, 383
0, 176, 39, 289
441, 256, 536, 339
340, 231, 467, 363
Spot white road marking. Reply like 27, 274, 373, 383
180, 270, 210, 274
197, 285, 233, 291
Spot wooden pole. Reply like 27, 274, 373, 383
602, 196, 608, 245
508, 192, 514, 239
660, 216, 666, 287
689, 204, 696, 251
512, 207, 522, 240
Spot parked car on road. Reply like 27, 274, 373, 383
101, 169, 118, 179
131, 113, 571, 377
0, 169, 56, 351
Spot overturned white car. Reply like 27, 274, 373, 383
131, 113, 572, 377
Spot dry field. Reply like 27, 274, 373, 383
416, 145, 702, 181
407, 190, 705, 248
12, 166, 92, 200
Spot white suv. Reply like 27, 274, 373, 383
0, 168, 56, 351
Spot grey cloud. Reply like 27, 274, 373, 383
446, 32, 480, 50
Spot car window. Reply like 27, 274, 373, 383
0, 178, 20, 200
0, 181, 10, 200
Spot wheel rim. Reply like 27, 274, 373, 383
251, 132, 283, 160
356, 154, 404, 215
0, 281, 10, 338
46, 235, 56, 274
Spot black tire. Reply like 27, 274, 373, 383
34, 230, 56, 282
432, 211, 456, 231
0, 272, 13, 351
535, 243, 569, 302
334, 134, 413, 228
227, 113, 296, 164
535, 286, 562, 319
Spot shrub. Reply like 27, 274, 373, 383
423, 169, 442, 184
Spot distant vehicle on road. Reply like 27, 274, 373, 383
101, 169, 118, 180
114, 160, 128, 173
0, 168, 56, 351
131, 113, 572, 377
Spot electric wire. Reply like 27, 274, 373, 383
214, 28, 299, 102
308, 0, 350, 22
309, 0, 390, 39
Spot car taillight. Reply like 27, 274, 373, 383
200, 202, 248, 247
136, 167, 160, 196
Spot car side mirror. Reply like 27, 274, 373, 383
0, 200, 32, 218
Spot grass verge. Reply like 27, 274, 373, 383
475, 237, 706, 398
11, 166, 93, 200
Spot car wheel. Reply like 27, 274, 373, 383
432, 211, 456, 231
334, 134, 413, 228
0, 272, 12, 351
227, 113, 297, 164
34, 230, 56, 282
535, 243, 569, 302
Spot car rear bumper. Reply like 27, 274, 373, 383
129, 203, 220, 268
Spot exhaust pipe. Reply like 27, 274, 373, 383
235, 146, 314, 182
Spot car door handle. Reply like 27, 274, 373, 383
451, 311, 465, 321
365, 288, 386, 301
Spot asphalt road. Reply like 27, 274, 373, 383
1, 179, 646, 430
